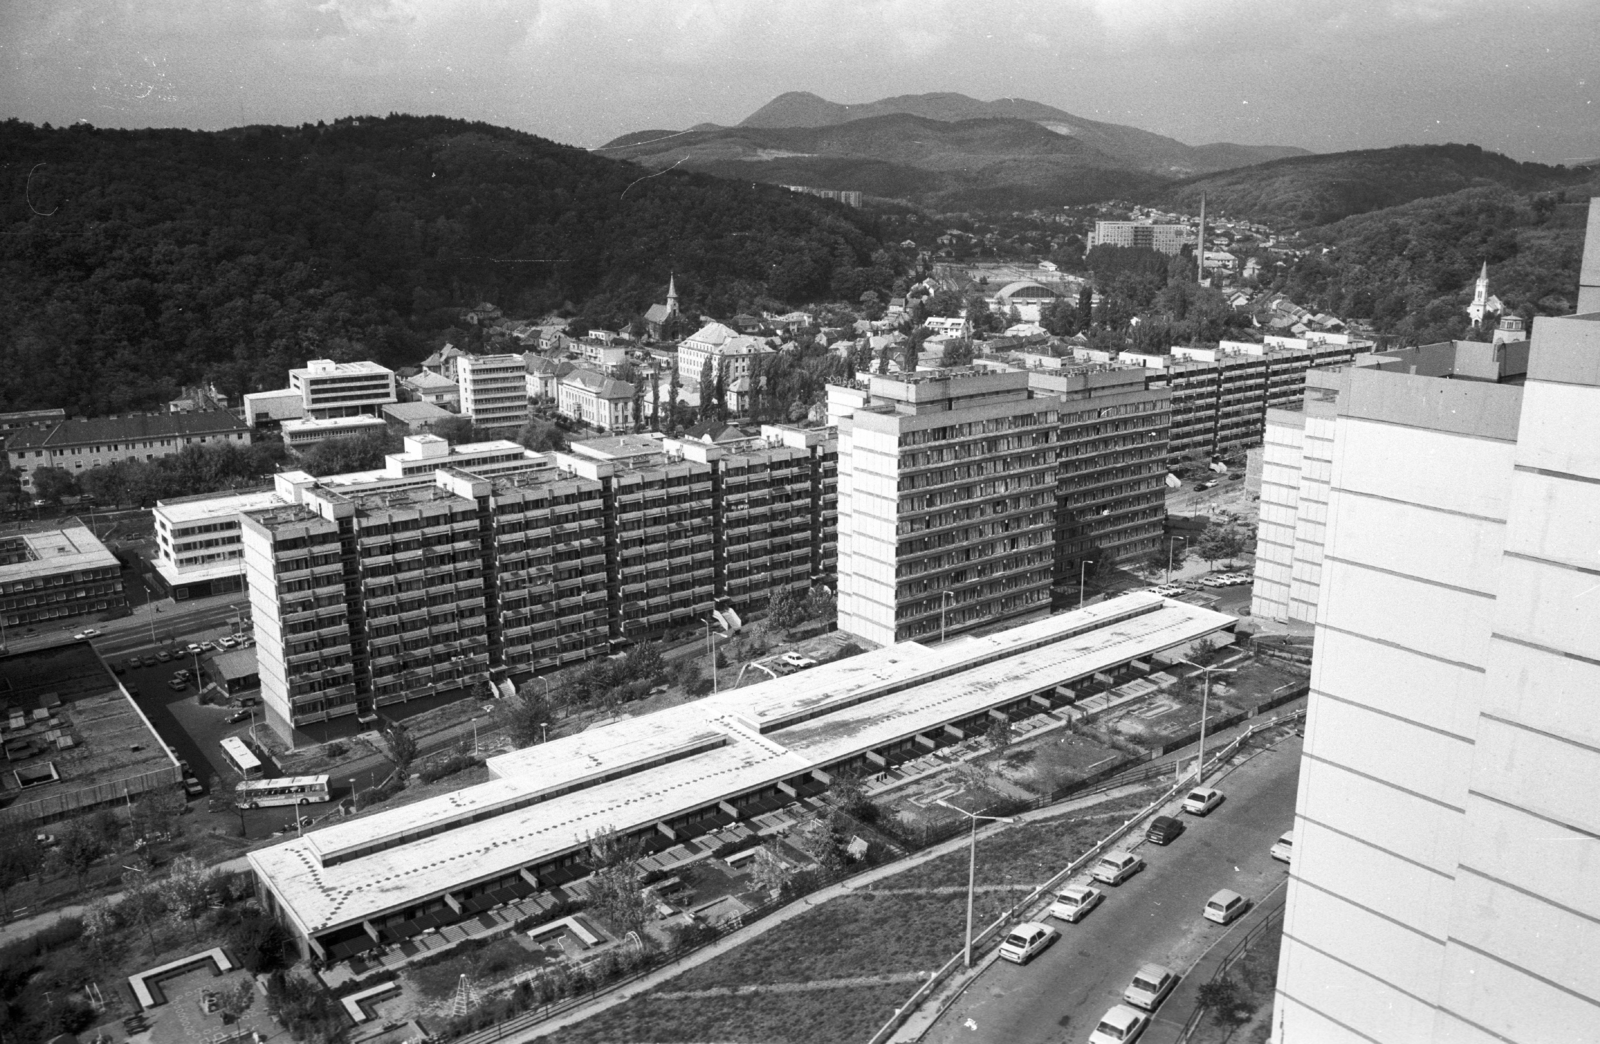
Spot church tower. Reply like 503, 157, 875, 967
666, 274, 679, 317
1467, 261, 1490, 326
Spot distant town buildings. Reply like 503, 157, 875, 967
5, 411, 253, 492
782, 185, 863, 207
1088, 220, 1193, 256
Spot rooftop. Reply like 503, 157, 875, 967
290, 360, 394, 379
155, 488, 282, 525
6, 411, 250, 451
0, 526, 120, 583
248, 593, 1233, 937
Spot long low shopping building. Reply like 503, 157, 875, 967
249, 592, 1235, 960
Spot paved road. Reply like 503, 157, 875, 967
922, 735, 1301, 1044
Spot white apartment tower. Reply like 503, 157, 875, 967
1274, 199, 1600, 1043
457, 353, 530, 432
830, 371, 1058, 647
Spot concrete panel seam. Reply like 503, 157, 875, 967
1501, 549, 1600, 580
1280, 928, 1444, 1010
1466, 788, 1600, 844
1323, 555, 1496, 600
1310, 687, 1478, 744
1328, 486, 1506, 525
1426, 1008, 1529, 1044
1454, 864, 1600, 930
1295, 813, 1457, 881
1302, 751, 1467, 814
1490, 631, 1600, 671
1512, 463, 1600, 487
1477, 711, 1600, 759
1272, 986, 1405, 1044
1318, 623, 1487, 675
1443, 935, 1600, 1014
1288, 873, 1448, 944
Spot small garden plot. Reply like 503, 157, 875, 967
407, 936, 554, 1005
880, 776, 1012, 843
1110, 695, 1245, 746
979, 730, 1128, 794
558, 982, 913, 1044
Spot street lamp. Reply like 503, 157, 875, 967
540, 721, 548, 744
935, 799, 1018, 968
1166, 536, 1187, 586
1078, 560, 1089, 610
349, 777, 359, 812
939, 591, 956, 645
1179, 658, 1237, 781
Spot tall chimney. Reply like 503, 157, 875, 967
1579, 196, 1600, 314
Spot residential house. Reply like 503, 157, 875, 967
399, 370, 461, 412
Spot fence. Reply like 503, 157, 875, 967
1173, 886, 1288, 1044
865, 706, 1306, 1044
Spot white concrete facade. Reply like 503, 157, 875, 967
457, 354, 530, 431
1274, 223, 1600, 1044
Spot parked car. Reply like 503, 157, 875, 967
186, 643, 205, 655
1204, 889, 1250, 925
227, 708, 250, 724
1048, 884, 1104, 924
1123, 963, 1179, 1011
1182, 787, 1225, 816
217, 635, 238, 649
1271, 830, 1295, 864
112, 663, 125, 675
780, 651, 818, 669
1088, 1003, 1150, 1044
1146, 815, 1186, 845
1090, 851, 1145, 886
156, 650, 173, 662
125, 656, 143, 669
1194, 479, 1218, 491
167, 678, 188, 692
73, 629, 100, 640
182, 777, 205, 797
997, 921, 1057, 964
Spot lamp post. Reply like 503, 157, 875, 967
1078, 560, 1089, 610
349, 777, 359, 812
1166, 536, 1187, 586
1179, 658, 1237, 781
936, 799, 1018, 968
939, 590, 956, 645
540, 721, 548, 744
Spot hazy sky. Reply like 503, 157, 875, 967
3, 0, 1597, 162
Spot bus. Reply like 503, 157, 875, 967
234, 775, 331, 808
219, 736, 263, 780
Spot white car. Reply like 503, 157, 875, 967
1182, 787, 1225, 816
779, 651, 818, 669
1123, 963, 1179, 1011
1271, 830, 1294, 864
1090, 851, 1144, 887
217, 635, 238, 649
998, 921, 1057, 964
73, 628, 100, 640
1204, 889, 1250, 925
186, 643, 205, 655
1048, 884, 1104, 924
1088, 1003, 1150, 1044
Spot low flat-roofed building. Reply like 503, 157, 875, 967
381, 401, 454, 432
0, 525, 127, 626
282, 414, 389, 450
243, 388, 307, 431
152, 488, 282, 599
208, 647, 260, 697
398, 371, 460, 412
249, 592, 1235, 959
0, 643, 181, 827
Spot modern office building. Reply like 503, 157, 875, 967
831, 370, 1059, 646
1088, 220, 1192, 255
280, 414, 389, 450
1274, 202, 1600, 1042
0, 525, 127, 627
5, 412, 252, 492
458, 354, 531, 432
1250, 340, 1529, 623
1028, 368, 1171, 604
249, 592, 1236, 962
287, 360, 399, 419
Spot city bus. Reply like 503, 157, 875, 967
219, 736, 263, 780
234, 775, 331, 808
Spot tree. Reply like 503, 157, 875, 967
650, 368, 662, 430
518, 417, 567, 452
699, 355, 716, 423
584, 861, 651, 939
765, 585, 805, 631
789, 813, 846, 872
383, 719, 417, 776
713, 356, 729, 421
507, 687, 554, 747
160, 856, 216, 938
30, 466, 78, 505
1198, 977, 1252, 1027
0, 824, 44, 915
298, 429, 402, 477
749, 843, 792, 895
1193, 523, 1233, 569
219, 978, 257, 1025
985, 717, 1013, 753
428, 415, 481, 445
54, 820, 108, 888
667, 365, 682, 432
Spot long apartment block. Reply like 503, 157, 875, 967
235, 426, 837, 743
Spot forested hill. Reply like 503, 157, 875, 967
1153, 143, 1590, 228
0, 115, 892, 416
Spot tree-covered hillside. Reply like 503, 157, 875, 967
1280, 183, 1598, 344
0, 115, 894, 415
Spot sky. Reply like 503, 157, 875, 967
2, 0, 1597, 163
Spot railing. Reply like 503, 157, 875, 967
1173, 887, 1288, 1044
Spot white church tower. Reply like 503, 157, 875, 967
1466, 261, 1503, 327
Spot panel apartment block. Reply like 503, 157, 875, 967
831, 371, 1059, 647
1275, 202, 1600, 1042
1028, 368, 1170, 603
457, 353, 531, 432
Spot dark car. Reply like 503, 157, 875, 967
1147, 815, 1186, 845
156, 650, 173, 662
126, 656, 143, 669
227, 709, 250, 724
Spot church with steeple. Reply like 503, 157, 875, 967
643, 275, 682, 341
1467, 262, 1505, 327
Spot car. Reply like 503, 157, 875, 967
1271, 830, 1295, 864
112, 663, 125, 675
1090, 851, 1145, 886
167, 678, 188, 691
35, 833, 58, 848
125, 656, 143, 669
1194, 479, 1218, 491
186, 643, 205, 655
1183, 787, 1225, 816
73, 630, 98, 640
227, 709, 250, 724
1123, 963, 1179, 1011
156, 650, 173, 662
779, 651, 818, 669
1204, 889, 1250, 925
237, 694, 260, 707
182, 777, 205, 797
1146, 815, 1186, 845
1048, 884, 1104, 924
1153, 585, 1185, 597
997, 921, 1057, 964
217, 635, 238, 649
1088, 1003, 1150, 1044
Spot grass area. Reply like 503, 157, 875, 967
555, 982, 912, 1044
885, 792, 1154, 892
668, 888, 1027, 992
981, 730, 1128, 793
1192, 918, 1282, 1044
408, 937, 546, 1001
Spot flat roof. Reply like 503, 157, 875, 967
249, 594, 1233, 938
156, 488, 282, 525
0, 526, 119, 583
282, 416, 389, 432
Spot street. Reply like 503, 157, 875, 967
922, 734, 1300, 1044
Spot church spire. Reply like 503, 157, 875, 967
667, 273, 679, 309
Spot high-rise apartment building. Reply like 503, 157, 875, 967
831, 371, 1059, 646
1274, 200, 1600, 1043
457, 353, 530, 432
1027, 368, 1171, 603
1088, 220, 1192, 255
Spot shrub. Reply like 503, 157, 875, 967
418, 752, 483, 784
832, 642, 864, 662
323, 741, 349, 758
